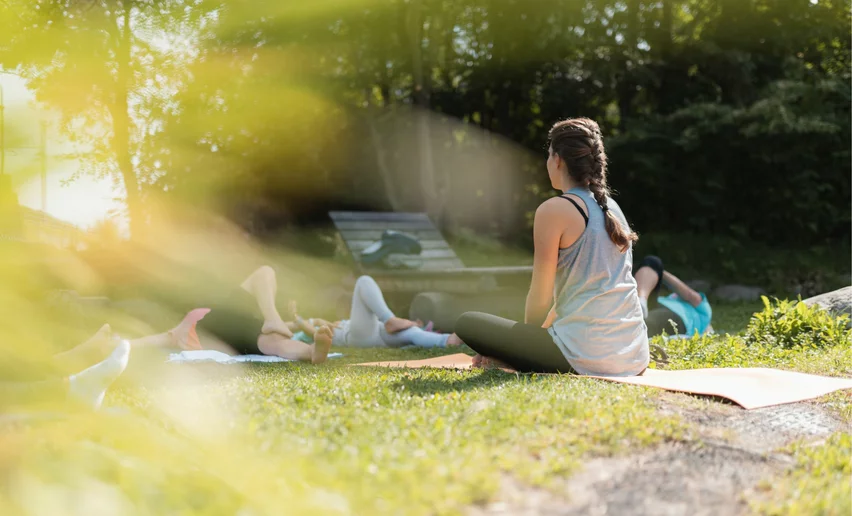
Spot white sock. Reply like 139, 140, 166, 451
640, 297, 649, 319
69, 340, 131, 409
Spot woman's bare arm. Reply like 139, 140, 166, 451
662, 271, 703, 307
525, 201, 565, 326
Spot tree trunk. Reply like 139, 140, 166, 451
406, 0, 441, 226
617, 0, 641, 130
113, 2, 143, 238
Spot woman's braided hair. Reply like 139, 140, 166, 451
548, 118, 638, 252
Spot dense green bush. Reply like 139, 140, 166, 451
744, 296, 851, 350
659, 297, 851, 373
631, 232, 849, 295
610, 75, 851, 247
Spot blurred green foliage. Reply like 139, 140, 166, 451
0, 0, 848, 252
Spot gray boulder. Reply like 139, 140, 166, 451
409, 291, 523, 333
802, 286, 852, 325
686, 280, 712, 293
713, 284, 766, 302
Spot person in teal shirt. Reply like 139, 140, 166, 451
634, 256, 713, 337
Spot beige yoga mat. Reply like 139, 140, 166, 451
354, 353, 852, 410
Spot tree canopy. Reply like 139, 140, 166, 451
1, 0, 849, 247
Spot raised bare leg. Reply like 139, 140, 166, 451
240, 266, 291, 337
634, 267, 660, 306
347, 275, 420, 335
634, 256, 665, 319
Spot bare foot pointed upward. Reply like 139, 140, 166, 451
169, 308, 211, 350
311, 325, 334, 364
79, 323, 115, 355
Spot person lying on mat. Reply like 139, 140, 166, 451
634, 255, 713, 337
454, 117, 649, 376
195, 265, 335, 364
284, 275, 463, 349
52, 276, 332, 364
200, 268, 460, 364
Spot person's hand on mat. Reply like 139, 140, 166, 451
262, 319, 294, 338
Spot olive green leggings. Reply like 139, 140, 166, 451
455, 312, 576, 374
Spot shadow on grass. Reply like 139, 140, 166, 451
389, 368, 519, 396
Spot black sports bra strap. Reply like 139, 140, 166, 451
558, 195, 589, 227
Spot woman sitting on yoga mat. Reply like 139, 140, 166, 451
634, 255, 713, 337
455, 117, 649, 376
285, 275, 463, 350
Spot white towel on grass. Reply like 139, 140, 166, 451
167, 350, 343, 364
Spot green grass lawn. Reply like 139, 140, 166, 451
2, 300, 850, 515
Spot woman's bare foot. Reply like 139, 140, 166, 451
77, 324, 115, 356
471, 354, 509, 370
384, 317, 419, 334
311, 325, 334, 364
471, 353, 485, 368
169, 308, 211, 350
446, 333, 464, 347
261, 319, 294, 338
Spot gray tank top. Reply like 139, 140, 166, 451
546, 187, 649, 376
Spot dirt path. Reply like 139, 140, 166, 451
470, 397, 848, 515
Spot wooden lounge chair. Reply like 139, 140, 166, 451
329, 211, 532, 296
